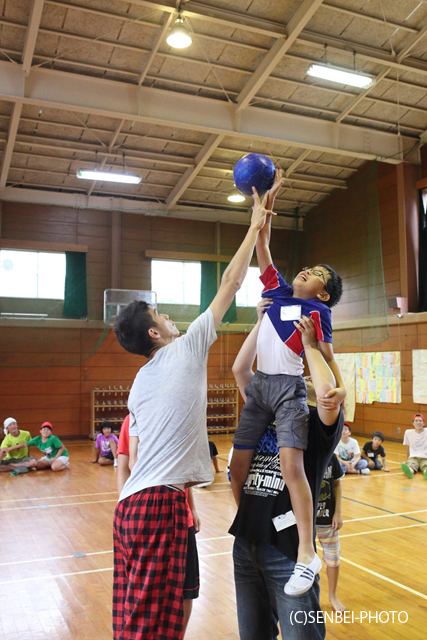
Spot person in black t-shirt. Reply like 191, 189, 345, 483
315, 454, 345, 612
229, 305, 345, 640
361, 431, 389, 471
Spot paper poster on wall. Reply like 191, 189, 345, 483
334, 353, 356, 422
413, 349, 427, 404
355, 352, 401, 404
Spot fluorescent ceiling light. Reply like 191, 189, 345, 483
77, 170, 141, 184
228, 193, 246, 203
307, 64, 373, 88
166, 18, 192, 49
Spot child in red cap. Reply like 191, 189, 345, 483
401, 414, 427, 479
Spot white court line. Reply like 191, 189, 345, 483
0, 550, 112, 567
344, 509, 427, 523
342, 470, 402, 479
0, 491, 117, 504
340, 556, 427, 601
200, 551, 232, 559
0, 536, 233, 568
0, 498, 117, 512
0, 567, 113, 585
340, 521, 427, 538
194, 488, 231, 494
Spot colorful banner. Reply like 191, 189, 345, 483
412, 349, 427, 404
355, 351, 401, 404
334, 353, 356, 422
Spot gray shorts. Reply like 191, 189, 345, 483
233, 371, 309, 450
0, 455, 36, 465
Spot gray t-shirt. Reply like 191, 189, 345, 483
119, 309, 217, 501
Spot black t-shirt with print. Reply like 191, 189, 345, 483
229, 407, 344, 562
363, 441, 386, 460
316, 453, 344, 526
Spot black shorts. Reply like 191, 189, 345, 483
103, 451, 114, 460
183, 525, 200, 600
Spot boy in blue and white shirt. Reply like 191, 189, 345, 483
230, 170, 345, 597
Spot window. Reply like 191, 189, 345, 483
0, 250, 66, 299
151, 260, 262, 308
151, 260, 201, 305
236, 266, 262, 307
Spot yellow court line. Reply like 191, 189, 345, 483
340, 556, 427, 601
340, 521, 427, 538
0, 498, 118, 512
344, 509, 427, 523
0, 491, 117, 504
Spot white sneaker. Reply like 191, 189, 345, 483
114, 459, 118, 467
359, 468, 370, 475
284, 553, 322, 596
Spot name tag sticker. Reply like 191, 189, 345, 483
280, 305, 301, 322
368, 452, 374, 457
272, 510, 297, 532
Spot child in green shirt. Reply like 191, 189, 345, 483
5, 422, 69, 472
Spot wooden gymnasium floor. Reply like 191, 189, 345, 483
0, 435, 426, 640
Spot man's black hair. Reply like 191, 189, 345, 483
372, 431, 385, 442
114, 300, 157, 357
101, 420, 114, 432
318, 264, 343, 308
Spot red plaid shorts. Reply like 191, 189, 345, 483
113, 485, 188, 640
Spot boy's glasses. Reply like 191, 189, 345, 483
302, 267, 327, 285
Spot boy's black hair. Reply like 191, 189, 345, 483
372, 431, 384, 442
114, 301, 157, 357
318, 264, 343, 308
101, 420, 113, 432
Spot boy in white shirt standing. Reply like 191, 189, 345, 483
335, 423, 369, 475
401, 413, 427, 479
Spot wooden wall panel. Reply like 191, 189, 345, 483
0, 163, 425, 443
335, 320, 426, 440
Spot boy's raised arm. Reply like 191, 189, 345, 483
232, 298, 272, 400
255, 169, 284, 275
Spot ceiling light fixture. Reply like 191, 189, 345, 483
166, 16, 192, 49
77, 170, 141, 184
228, 193, 246, 203
307, 64, 373, 88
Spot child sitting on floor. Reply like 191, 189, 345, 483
361, 431, 389, 472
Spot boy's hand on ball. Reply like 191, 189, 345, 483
267, 168, 284, 204
250, 188, 275, 231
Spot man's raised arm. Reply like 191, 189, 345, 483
209, 190, 273, 328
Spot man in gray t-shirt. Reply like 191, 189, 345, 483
112, 188, 276, 640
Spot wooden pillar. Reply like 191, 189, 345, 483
396, 163, 420, 312
111, 210, 121, 289
215, 221, 221, 289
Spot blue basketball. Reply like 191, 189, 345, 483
233, 153, 275, 197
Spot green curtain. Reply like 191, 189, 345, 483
200, 261, 237, 323
62, 251, 88, 319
